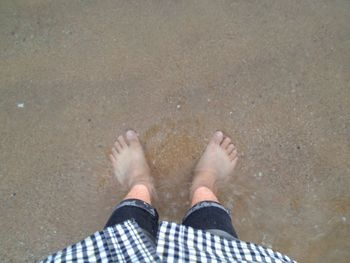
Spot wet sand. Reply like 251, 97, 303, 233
1, 0, 349, 262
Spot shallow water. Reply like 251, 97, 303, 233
1, 1, 349, 262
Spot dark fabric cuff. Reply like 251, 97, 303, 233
113, 199, 158, 217
183, 201, 231, 220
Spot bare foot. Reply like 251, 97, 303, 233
109, 130, 154, 196
191, 131, 238, 196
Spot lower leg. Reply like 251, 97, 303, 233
124, 184, 152, 205
185, 186, 238, 239
191, 186, 218, 207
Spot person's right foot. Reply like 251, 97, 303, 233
191, 131, 238, 196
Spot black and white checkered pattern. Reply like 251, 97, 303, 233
41, 220, 296, 263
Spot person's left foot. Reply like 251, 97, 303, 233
109, 130, 154, 194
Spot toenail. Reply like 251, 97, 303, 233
126, 130, 137, 138
215, 131, 223, 137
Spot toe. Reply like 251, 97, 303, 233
114, 141, 123, 152
229, 149, 238, 161
226, 144, 235, 154
126, 130, 141, 147
118, 135, 127, 148
112, 147, 119, 157
211, 131, 224, 144
109, 153, 117, 163
231, 155, 238, 166
221, 137, 231, 149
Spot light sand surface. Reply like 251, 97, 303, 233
1, 1, 349, 262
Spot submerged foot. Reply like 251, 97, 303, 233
191, 131, 238, 196
109, 130, 154, 195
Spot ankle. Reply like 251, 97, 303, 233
191, 171, 217, 194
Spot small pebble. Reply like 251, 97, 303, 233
176, 104, 181, 109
